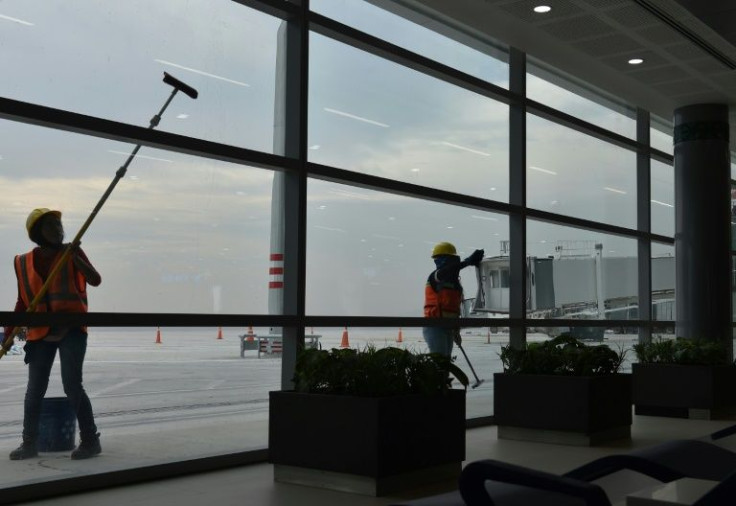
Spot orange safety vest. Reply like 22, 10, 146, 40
14, 250, 88, 341
424, 276, 462, 318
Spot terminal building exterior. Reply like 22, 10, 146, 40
0, 0, 735, 503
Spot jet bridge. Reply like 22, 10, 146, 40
471, 242, 675, 339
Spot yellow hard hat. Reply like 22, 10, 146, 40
431, 241, 457, 258
26, 208, 61, 237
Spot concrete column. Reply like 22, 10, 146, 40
674, 104, 731, 342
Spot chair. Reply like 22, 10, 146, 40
390, 453, 683, 506
391, 425, 736, 506
459, 461, 736, 506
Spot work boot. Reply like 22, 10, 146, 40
71, 433, 101, 460
9, 439, 38, 460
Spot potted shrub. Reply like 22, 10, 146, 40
269, 346, 469, 496
494, 334, 630, 446
632, 337, 736, 419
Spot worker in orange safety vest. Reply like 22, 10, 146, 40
423, 242, 483, 356
3, 208, 102, 461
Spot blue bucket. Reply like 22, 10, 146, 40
38, 397, 76, 452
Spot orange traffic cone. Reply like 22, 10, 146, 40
217, 326, 223, 340
397, 328, 403, 343
246, 325, 255, 342
340, 326, 350, 348
155, 327, 162, 344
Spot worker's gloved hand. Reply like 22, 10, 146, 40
468, 249, 484, 266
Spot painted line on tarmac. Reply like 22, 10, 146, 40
205, 380, 226, 390
85, 359, 262, 364
0, 384, 26, 394
95, 384, 256, 399
89, 378, 141, 398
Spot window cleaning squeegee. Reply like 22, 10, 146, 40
0, 72, 198, 359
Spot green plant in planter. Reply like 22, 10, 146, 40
633, 337, 733, 366
293, 346, 469, 396
499, 334, 626, 375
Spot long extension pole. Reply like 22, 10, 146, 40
0, 73, 198, 359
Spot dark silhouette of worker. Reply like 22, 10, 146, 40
423, 242, 484, 356
3, 208, 102, 460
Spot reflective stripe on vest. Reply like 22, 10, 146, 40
424, 280, 462, 318
14, 251, 88, 341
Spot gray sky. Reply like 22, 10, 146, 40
0, 0, 676, 318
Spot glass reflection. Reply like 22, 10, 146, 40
310, 0, 509, 87
651, 159, 674, 237
650, 116, 673, 154
1, 0, 278, 151
0, 120, 272, 314
0, 326, 272, 478
309, 33, 509, 201
527, 60, 636, 139
527, 115, 637, 228
526, 220, 638, 330
652, 243, 675, 321
306, 179, 508, 316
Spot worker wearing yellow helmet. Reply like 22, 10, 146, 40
3, 208, 103, 461
423, 242, 484, 356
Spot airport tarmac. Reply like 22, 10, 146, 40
0, 327, 640, 489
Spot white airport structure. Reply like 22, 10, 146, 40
471, 241, 676, 339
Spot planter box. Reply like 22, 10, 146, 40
494, 373, 632, 446
633, 363, 736, 419
269, 389, 465, 496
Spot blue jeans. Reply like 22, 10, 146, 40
22, 329, 97, 441
423, 326, 455, 357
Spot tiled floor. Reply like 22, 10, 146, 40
15, 414, 736, 506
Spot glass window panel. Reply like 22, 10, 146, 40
0, 120, 272, 314
652, 243, 675, 321
732, 183, 736, 251
527, 115, 637, 228
652, 325, 675, 344
527, 221, 638, 329
306, 179, 508, 317
310, 0, 509, 87
527, 60, 636, 139
309, 33, 509, 201
650, 116, 673, 154
733, 255, 736, 323
0, 326, 273, 481
1, 0, 278, 152
651, 159, 674, 237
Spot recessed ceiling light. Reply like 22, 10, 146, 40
534, 5, 552, 13
628, 58, 644, 65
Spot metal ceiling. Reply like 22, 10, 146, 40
388, 0, 736, 146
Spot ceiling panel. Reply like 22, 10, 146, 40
541, 15, 615, 41
398, 0, 736, 145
